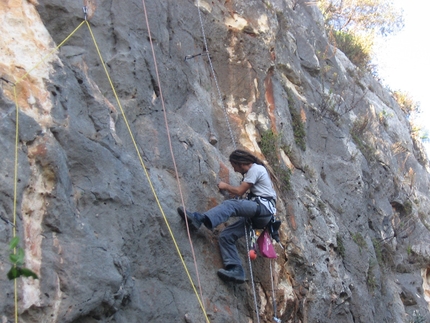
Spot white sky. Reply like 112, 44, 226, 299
373, 0, 430, 156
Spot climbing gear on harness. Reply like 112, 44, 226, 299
217, 265, 245, 284
249, 249, 257, 260
257, 229, 277, 258
248, 225, 258, 260
268, 216, 282, 243
245, 222, 260, 322
177, 207, 204, 230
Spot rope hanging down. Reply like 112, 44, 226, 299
140, 0, 208, 318
86, 16, 211, 322
244, 223, 261, 322
195, 2, 263, 323
9, 11, 210, 323
9, 19, 86, 323
196, 0, 236, 150
270, 259, 281, 323
12, 88, 19, 323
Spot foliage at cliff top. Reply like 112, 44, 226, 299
318, 0, 404, 36
318, 0, 404, 68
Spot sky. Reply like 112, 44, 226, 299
372, 0, 430, 156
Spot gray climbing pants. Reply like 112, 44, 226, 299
204, 199, 272, 268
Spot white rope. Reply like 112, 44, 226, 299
195, 2, 261, 321
270, 259, 281, 322
196, 0, 236, 150
244, 224, 260, 323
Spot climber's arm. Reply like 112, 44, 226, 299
218, 181, 252, 196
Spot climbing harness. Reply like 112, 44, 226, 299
194, 0, 283, 321
193, 1, 265, 319
8, 2, 282, 322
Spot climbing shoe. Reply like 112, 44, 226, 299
177, 207, 203, 230
217, 265, 245, 284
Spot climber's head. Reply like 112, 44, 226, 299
229, 149, 262, 174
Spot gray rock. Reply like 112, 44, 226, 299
0, 1, 429, 323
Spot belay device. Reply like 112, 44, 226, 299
268, 216, 282, 244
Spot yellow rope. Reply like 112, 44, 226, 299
140, 0, 207, 315
11, 20, 85, 323
10, 14, 209, 322
85, 21, 210, 322
14, 20, 86, 86
12, 86, 19, 323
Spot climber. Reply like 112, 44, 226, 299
178, 149, 277, 283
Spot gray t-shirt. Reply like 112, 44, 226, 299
243, 164, 277, 200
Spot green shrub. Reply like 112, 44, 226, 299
259, 130, 292, 192
318, 0, 403, 71
260, 130, 280, 164
372, 238, 383, 265
367, 261, 377, 291
7, 237, 38, 280
286, 89, 306, 151
350, 116, 377, 162
352, 232, 367, 251
336, 234, 346, 258
290, 107, 306, 151
331, 29, 373, 68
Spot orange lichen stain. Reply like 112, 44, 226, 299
218, 161, 230, 183
270, 47, 276, 61
204, 299, 221, 314
224, 0, 234, 15
2, 74, 49, 112
300, 105, 307, 123
223, 304, 233, 316
423, 267, 430, 306
264, 67, 277, 133
229, 113, 244, 128
28, 142, 48, 159
207, 197, 219, 210
287, 204, 297, 230
83, 0, 97, 20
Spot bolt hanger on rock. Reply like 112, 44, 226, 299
184, 51, 209, 61
82, 6, 88, 20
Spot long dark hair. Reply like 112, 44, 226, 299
229, 149, 280, 189
229, 149, 264, 166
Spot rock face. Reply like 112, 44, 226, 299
1, 0, 430, 322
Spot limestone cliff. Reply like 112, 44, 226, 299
1, 0, 430, 322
